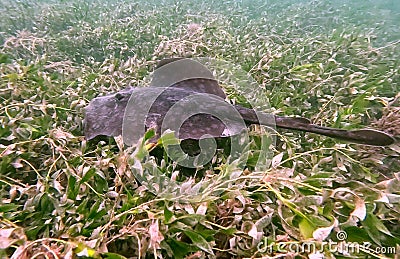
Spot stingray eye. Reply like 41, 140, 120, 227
115, 93, 124, 101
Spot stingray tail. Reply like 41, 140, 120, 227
274, 116, 395, 146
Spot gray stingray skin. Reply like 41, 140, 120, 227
85, 78, 248, 141
84, 87, 134, 140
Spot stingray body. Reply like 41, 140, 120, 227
84, 60, 395, 147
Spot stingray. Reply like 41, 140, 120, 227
84, 58, 395, 147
